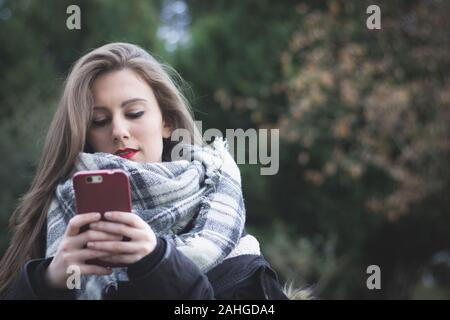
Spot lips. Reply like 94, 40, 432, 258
115, 148, 139, 159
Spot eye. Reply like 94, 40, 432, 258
91, 118, 109, 128
127, 111, 144, 119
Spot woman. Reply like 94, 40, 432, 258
0, 43, 288, 300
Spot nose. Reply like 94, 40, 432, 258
111, 116, 130, 144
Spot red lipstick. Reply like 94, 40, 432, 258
114, 148, 139, 159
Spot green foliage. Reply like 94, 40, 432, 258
0, 0, 163, 253
169, 0, 450, 299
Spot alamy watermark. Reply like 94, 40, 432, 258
366, 264, 381, 290
66, 265, 81, 290
171, 121, 280, 176
366, 5, 381, 30
67, 4, 382, 31
66, 5, 81, 30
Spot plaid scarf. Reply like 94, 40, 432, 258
45, 138, 260, 299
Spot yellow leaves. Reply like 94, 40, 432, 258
295, 3, 308, 15
328, 1, 341, 17
304, 169, 324, 186
308, 47, 328, 65
360, 62, 376, 78
287, 67, 330, 112
333, 121, 351, 139
286, 130, 300, 143
288, 32, 303, 52
214, 89, 259, 113
340, 79, 359, 107
364, 84, 413, 140
393, 89, 410, 106
324, 161, 337, 176
272, 3, 448, 221
332, 117, 352, 139
310, 84, 326, 105
270, 82, 288, 95
366, 169, 425, 221
302, 132, 315, 148
279, 116, 301, 143
338, 44, 366, 73
319, 71, 334, 90
323, 162, 337, 176
297, 152, 310, 165
291, 73, 307, 92
280, 51, 292, 75
234, 96, 258, 111
339, 50, 356, 74
251, 110, 263, 125
347, 163, 363, 179
290, 103, 304, 120
214, 88, 231, 110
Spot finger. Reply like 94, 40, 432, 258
89, 221, 137, 239
86, 241, 139, 254
68, 248, 113, 262
98, 254, 139, 265
104, 211, 146, 229
66, 213, 101, 237
79, 264, 113, 276
70, 230, 124, 249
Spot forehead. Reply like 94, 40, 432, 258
91, 68, 154, 107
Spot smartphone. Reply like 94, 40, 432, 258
73, 169, 132, 267
73, 169, 132, 217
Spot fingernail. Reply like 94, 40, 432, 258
105, 212, 112, 219
87, 242, 94, 247
90, 223, 98, 228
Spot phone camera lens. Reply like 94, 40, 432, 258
87, 177, 93, 183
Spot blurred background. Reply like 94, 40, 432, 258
0, 0, 449, 299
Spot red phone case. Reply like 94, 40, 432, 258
73, 169, 132, 267
73, 169, 132, 216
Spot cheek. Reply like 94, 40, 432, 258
136, 116, 165, 139
87, 131, 110, 151
134, 123, 165, 161
137, 124, 163, 146
86, 131, 98, 148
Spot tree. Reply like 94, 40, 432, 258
0, 0, 163, 253
169, 0, 450, 298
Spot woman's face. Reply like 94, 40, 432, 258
87, 68, 171, 163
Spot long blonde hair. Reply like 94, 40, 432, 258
0, 42, 203, 295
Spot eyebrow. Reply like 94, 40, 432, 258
93, 98, 148, 111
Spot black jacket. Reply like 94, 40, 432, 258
2, 237, 288, 300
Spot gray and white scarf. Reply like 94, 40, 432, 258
45, 138, 260, 299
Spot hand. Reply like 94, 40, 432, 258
86, 211, 157, 265
45, 213, 123, 289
